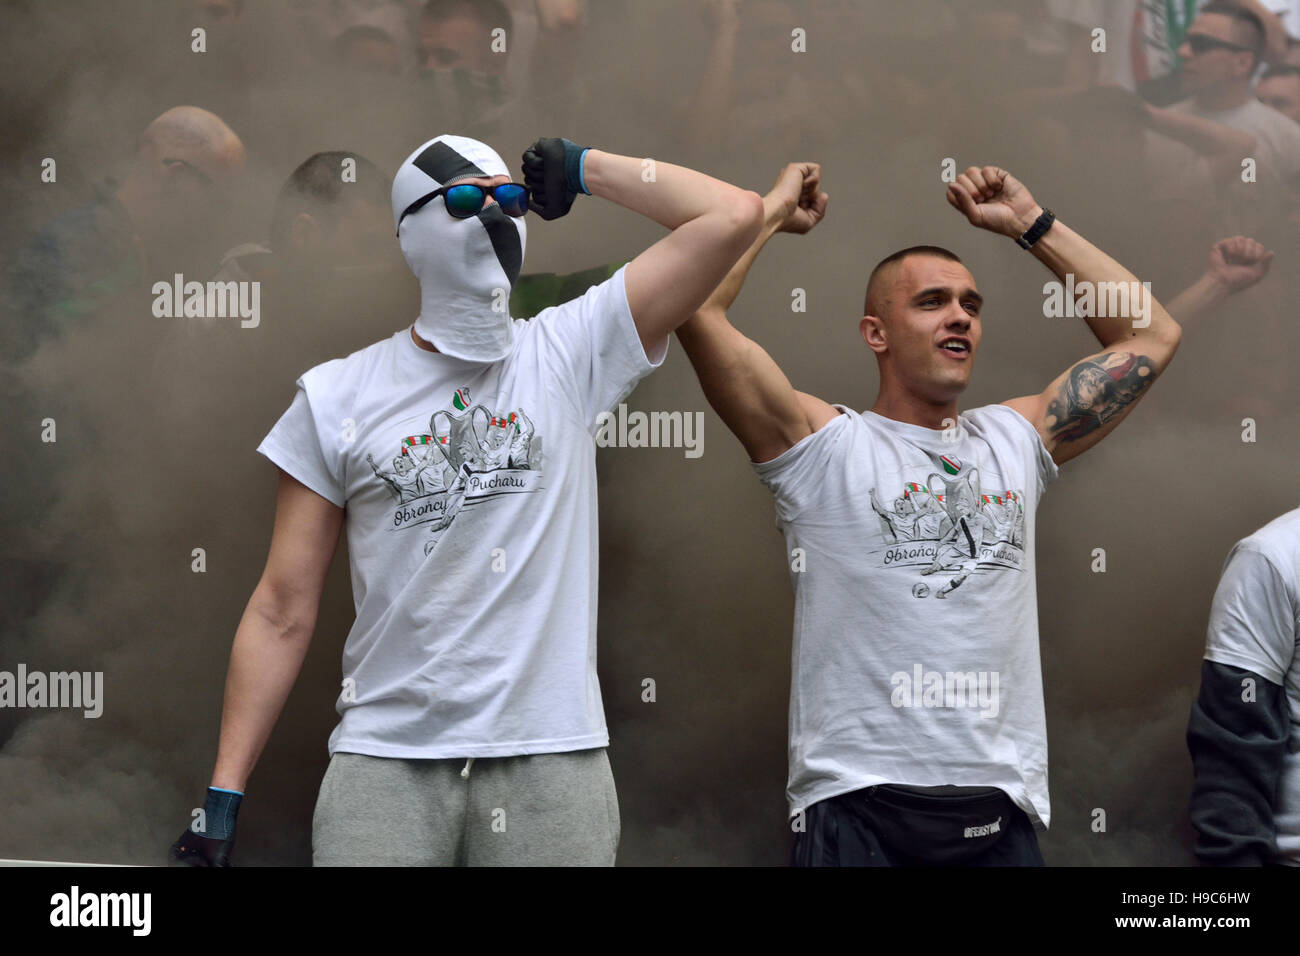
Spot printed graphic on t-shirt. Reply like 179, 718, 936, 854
866, 453, 1026, 600
365, 386, 544, 553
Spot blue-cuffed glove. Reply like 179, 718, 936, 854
169, 786, 243, 867
521, 137, 590, 221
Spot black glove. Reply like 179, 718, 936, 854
169, 786, 242, 867
169, 828, 235, 867
521, 137, 589, 221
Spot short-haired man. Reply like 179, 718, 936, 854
1257, 63, 1300, 124
676, 163, 1182, 865
1169, 1, 1300, 182
213, 150, 393, 283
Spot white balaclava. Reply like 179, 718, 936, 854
392, 134, 526, 362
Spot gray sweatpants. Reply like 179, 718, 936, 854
311, 748, 620, 866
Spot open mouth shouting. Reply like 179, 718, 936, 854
937, 335, 972, 360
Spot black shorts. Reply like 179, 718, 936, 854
791, 783, 1045, 867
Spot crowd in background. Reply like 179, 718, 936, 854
5, 0, 1300, 363
3, 0, 1300, 867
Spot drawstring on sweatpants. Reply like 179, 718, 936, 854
460, 757, 475, 779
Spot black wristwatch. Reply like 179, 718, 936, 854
1016, 208, 1055, 250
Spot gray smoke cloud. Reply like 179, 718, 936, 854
1, 0, 1297, 866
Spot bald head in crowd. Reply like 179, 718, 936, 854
115, 105, 246, 252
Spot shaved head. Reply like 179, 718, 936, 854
138, 105, 245, 180
864, 245, 963, 319
114, 105, 246, 252
858, 247, 982, 411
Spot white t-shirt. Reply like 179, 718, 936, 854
1204, 506, 1300, 865
1169, 97, 1300, 182
753, 403, 1060, 827
257, 265, 666, 758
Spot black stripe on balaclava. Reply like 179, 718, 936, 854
412, 140, 486, 188
477, 203, 522, 287
392, 134, 527, 363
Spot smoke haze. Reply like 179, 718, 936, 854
1, 0, 1296, 865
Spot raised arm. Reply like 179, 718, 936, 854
586, 150, 763, 353
521, 138, 763, 356
1166, 236, 1274, 323
946, 165, 1182, 467
1144, 104, 1257, 183
675, 163, 837, 463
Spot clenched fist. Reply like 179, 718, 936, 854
521, 137, 587, 221
768, 162, 829, 235
945, 166, 1042, 240
1206, 236, 1274, 292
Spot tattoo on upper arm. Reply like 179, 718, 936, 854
1044, 351, 1156, 444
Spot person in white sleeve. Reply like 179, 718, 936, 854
170, 133, 762, 866
1188, 506, 1300, 867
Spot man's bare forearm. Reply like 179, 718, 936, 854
675, 191, 816, 463
1166, 272, 1232, 324
1146, 104, 1256, 157
209, 592, 316, 792
671, 161, 830, 462
697, 194, 787, 316
675, 196, 781, 362
1027, 213, 1181, 348
581, 148, 757, 231
1164, 237, 1274, 324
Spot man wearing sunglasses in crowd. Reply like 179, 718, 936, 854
1167, 1, 1300, 185
171, 133, 762, 866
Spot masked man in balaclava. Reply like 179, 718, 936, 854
170, 134, 763, 865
